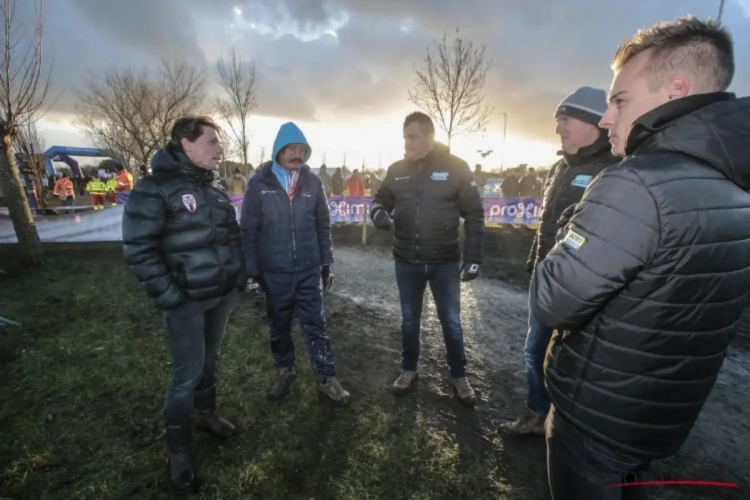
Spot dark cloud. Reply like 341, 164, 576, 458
40, 0, 750, 144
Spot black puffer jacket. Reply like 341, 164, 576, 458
531, 92, 750, 460
528, 134, 617, 270
122, 146, 246, 310
371, 146, 484, 264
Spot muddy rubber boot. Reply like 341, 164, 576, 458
268, 367, 297, 401
165, 423, 199, 495
392, 370, 418, 396
498, 406, 546, 435
318, 376, 351, 405
194, 386, 236, 438
452, 377, 477, 407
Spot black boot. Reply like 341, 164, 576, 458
194, 386, 236, 438
165, 423, 198, 495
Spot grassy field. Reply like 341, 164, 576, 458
0, 247, 513, 499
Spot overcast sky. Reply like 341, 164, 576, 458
33, 0, 750, 168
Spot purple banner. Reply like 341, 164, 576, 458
124, 193, 543, 225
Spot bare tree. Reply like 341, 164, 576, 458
409, 28, 492, 150
213, 48, 256, 166
76, 59, 206, 173
0, 0, 51, 265
14, 119, 48, 209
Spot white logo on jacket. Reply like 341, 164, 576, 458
182, 194, 197, 212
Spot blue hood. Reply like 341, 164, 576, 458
271, 121, 311, 194
272, 121, 311, 167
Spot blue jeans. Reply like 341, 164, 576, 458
546, 406, 650, 499
162, 289, 239, 426
263, 267, 336, 383
525, 290, 554, 415
395, 261, 466, 378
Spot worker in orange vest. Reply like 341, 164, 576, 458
115, 164, 134, 204
53, 173, 75, 214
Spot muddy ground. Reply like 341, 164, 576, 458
312, 224, 750, 499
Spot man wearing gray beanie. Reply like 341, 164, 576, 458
499, 86, 618, 435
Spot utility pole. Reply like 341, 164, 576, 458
718, 0, 726, 22
500, 112, 508, 172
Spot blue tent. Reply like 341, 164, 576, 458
44, 146, 124, 177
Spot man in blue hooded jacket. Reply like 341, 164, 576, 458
240, 122, 351, 405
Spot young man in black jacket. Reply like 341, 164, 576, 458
240, 121, 350, 406
532, 16, 750, 499
370, 112, 484, 406
500, 87, 617, 436
122, 116, 246, 494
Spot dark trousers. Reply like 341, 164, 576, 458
525, 290, 554, 415
394, 261, 467, 378
546, 406, 651, 500
162, 289, 239, 426
264, 267, 336, 383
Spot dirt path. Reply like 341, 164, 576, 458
316, 226, 750, 500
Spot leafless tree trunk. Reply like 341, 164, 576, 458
409, 28, 492, 151
0, 0, 51, 265
76, 59, 206, 172
14, 119, 48, 209
213, 49, 256, 166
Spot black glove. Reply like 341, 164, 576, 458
370, 207, 392, 230
321, 265, 334, 291
460, 262, 480, 282
246, 276, 265, 295
557, 204, 576, 227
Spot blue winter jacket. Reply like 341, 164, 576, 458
240, 122, 334, 276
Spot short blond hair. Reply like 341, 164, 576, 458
612, 15, 734, 92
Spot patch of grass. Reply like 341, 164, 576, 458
0, 248, 513, 499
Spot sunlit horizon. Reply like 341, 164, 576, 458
37, 113, 561, 172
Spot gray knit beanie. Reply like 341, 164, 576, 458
555, 86, 608, 127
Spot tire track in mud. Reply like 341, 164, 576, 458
321, 245, 750, 500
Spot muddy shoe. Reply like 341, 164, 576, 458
165, 423, 199, 495
268, 367, 297, 401
498, 407, 546, 435
452, 377, 477, 407
318, 376, 351, 405
392, 370, 418, 396
194, 386, 235, 438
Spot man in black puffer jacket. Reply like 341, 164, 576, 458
532, 17, 750, 499
240, 121, 350, 406
501, 87, 618, 436
370, 111, 484, 407
122, 116, 246, 495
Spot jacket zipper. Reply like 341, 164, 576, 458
416, 161, 422, 260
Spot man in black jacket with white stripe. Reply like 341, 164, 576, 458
532, 16, 750, 499
370, 112, 484, 406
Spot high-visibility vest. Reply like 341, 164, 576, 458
116, 170, 134, 192
106, 178, 118, 191
86, 179, 108, 195
54, 178, 75, 198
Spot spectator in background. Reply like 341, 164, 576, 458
317, 164, 332, 197
227, 167, 247, 195
346, 169, 365, 196
115, 164, 134, 193
518, 167, 540, 197
473, 164, 486, 196
331, 167, 344, 195
500, 170, 520, 198
53, 172, 75, 214
500, 85, 616, 438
